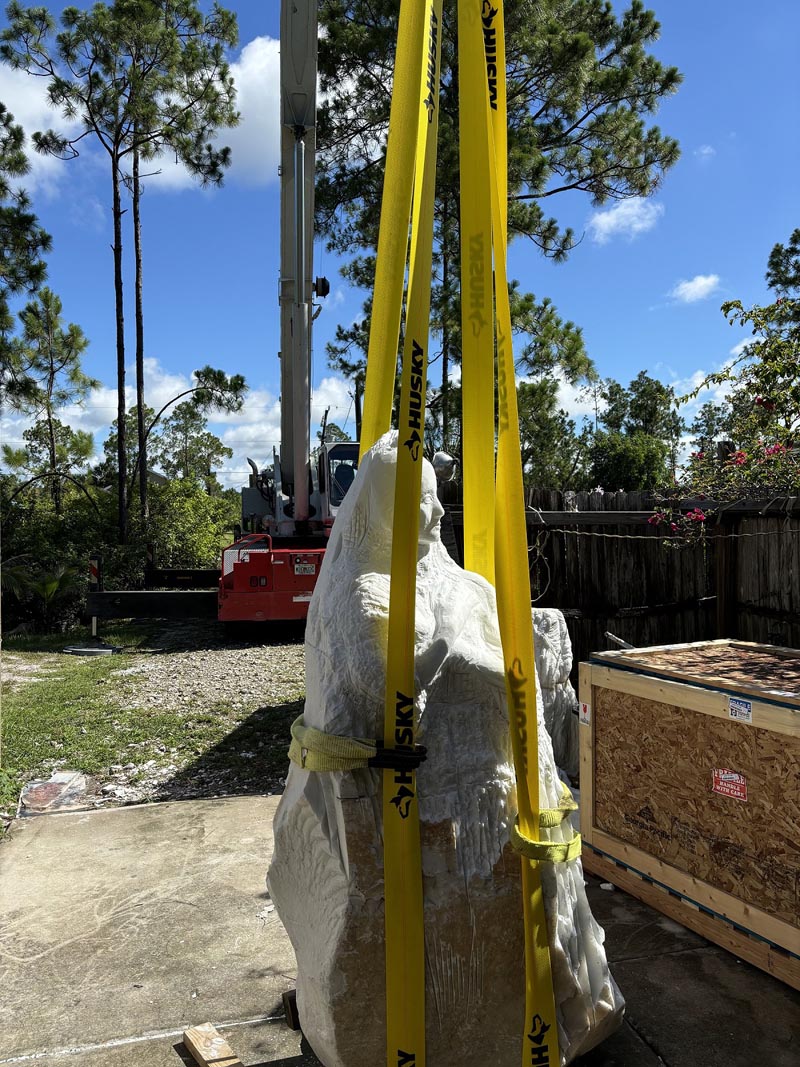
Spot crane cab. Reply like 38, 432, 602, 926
318, 441, 359, 527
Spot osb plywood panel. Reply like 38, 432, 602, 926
609, 642, 800, 703
593, 685, 800, 927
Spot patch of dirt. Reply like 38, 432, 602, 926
1, 653, 64, 692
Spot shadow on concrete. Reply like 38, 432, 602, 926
251, 1035, 322, 1066
152, 697, 304, 802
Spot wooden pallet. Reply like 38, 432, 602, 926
584, 844, 800, 991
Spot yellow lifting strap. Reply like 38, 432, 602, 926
511, 820, 583, 864
359, 0, 429, 460
459, 2, 562, 1064
457, 0, 495, 582
355, 1, 570, 1064
356, 1, 444, 1064
289, 710, 579, 835
288, 715, 376, 771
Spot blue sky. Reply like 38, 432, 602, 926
1, 0, 798, 487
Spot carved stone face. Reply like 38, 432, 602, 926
329, 433, 444, 559
418, 459, 445, 544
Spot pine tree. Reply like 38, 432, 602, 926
0, 101, 51, 399
317, 0, 681, 446
2, 287, 96, 514
151, 400, 233, 492
2, 1, 239, 539
766, 227, 800, 325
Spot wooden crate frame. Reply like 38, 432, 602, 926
579, 644, 800, 991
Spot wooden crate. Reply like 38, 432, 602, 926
578, 639, 800, 989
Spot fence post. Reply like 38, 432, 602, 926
88, 553, 103, 639
145, 543, 155, 590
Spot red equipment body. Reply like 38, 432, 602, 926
218, 533, 327, 622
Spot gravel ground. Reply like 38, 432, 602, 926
109, 620, 307, 714
6, 620, 308, 810
101, 620, 307, 804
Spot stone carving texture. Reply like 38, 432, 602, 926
268, 433, 623, 1066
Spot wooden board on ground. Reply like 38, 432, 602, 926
183, 1023, 244, 1067
579, 644, 800, 988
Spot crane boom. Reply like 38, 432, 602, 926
217, 2, 360, 624
279, 0, 318, 523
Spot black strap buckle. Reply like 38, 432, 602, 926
368, 741, 427, 771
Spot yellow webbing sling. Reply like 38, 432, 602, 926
458, 0, 495, 582
356, 2, 444, 1065
353, 3, 571, 1065
290, 708, 577, 816
459, 3, 562, 1064
359, 0, 429, 460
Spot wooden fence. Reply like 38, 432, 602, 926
437, 483, 800, 681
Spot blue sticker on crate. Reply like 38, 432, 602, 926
728, 696, 753, 724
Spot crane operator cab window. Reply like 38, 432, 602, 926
326, 442, 359, 507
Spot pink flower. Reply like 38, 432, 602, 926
731, 450, 748, 466
648, 515, 660, 525
670, 522, 679, 533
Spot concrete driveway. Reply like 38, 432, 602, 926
2, 795, 798, 1066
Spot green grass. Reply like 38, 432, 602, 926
1, 626, 302, 817
3, 620, 158, 654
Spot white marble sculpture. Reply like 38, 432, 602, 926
268, 432, 623, 1066
532, 609, 580, 779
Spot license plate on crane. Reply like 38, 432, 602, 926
294, 563, 316, 575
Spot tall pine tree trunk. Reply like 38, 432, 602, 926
46, 406, 61, 515
45, 362, 61, 516
441, 198, 450, 453
112, 151, 128, 544
133, 143, 148, 523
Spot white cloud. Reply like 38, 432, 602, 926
587, 197, 664, 245
0, 358, 357, 493
694, 144, 716, 161
0, 65, 84, 197
667, 355, 745, 433
311, 375, 354, 431
225, 36, 281, 186
0, 412, 30, 456
669, 274, 721, 303
147, 35, 281, 192
556, 378, 599, 422
729, 336, 755, 357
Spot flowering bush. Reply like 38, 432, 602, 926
647, 502, 710, 547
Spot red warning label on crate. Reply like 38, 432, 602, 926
712, 769, 748, 801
